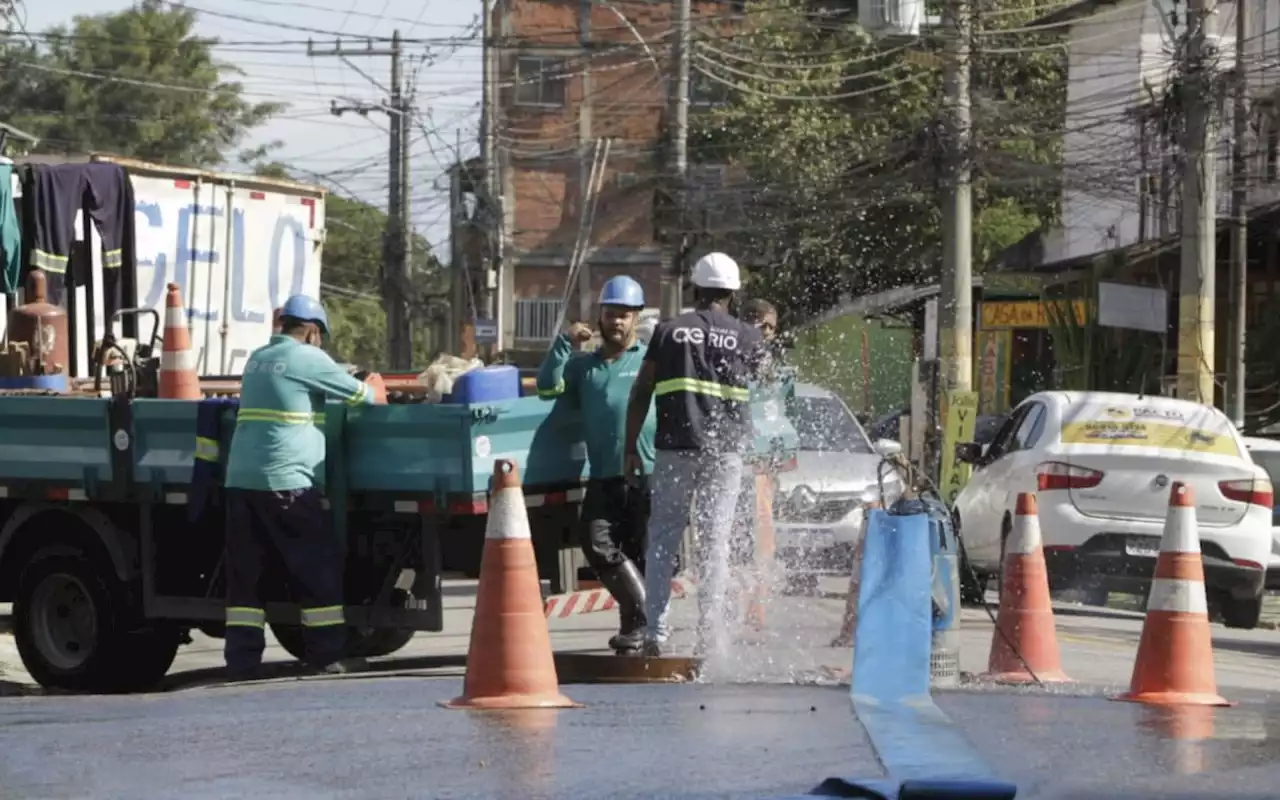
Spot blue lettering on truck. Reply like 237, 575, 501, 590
135, 201, 310, 322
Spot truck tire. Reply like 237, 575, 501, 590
1219, 592, 1264, 630
14, 549, 179, 693
270, 589, 417, 662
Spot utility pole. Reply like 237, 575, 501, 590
481, 0, 502, 351
660, 0, 692, 320
577, 0, 595, 323
309, 31, 413, 371
1175, 0, 1217, 404
939, 0, 973, 396
1227, 0, 1247, 426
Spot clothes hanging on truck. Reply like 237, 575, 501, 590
0, 164, 20, 295
190, 396, 240, 523
21, 163, 137, 323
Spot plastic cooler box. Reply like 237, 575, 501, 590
444, 365, 520, 404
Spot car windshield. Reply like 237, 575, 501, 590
790, 396, 875, 454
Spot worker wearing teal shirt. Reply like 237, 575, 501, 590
223, 294, 385, 680
537, 275, 656, 653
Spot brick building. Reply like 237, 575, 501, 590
451, 0, 740, 356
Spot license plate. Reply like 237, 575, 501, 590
1124, 536, 1160, 558
778, 528, 836, 551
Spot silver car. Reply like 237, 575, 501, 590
774, 383, 903, 579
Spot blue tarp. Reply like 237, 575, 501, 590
798, 509, 1017, 800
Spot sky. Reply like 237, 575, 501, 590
18, 0, 483, 259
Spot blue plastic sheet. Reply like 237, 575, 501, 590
799, 509, 1017, 800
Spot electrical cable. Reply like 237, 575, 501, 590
872, 453, 1044, 687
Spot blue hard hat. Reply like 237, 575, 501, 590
280, 294, 330, 335
599, 276, 645, 309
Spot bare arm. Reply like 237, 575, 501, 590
625, 360, 656, 457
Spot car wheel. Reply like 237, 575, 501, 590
1218, 591, 1264, 630
1077, 582, 1110, 608
14, 548, 179, 693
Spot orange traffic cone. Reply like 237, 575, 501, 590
444, 460, 580, 710
158, 283, 202, 400
831, 500, 878, 648
745, 472, 776, 630
1115, 483, 1231, 707
982, 492, 1070, 683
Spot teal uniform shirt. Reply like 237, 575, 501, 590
536, 334, 657, 480
225, 335, 375, 492
0, 166, 20, 294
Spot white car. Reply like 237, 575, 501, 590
1240, 435, 1280, 590
773, 383, 902, 579
953, 391, 1272, 629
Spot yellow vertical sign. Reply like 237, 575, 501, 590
939, 391, 979, 507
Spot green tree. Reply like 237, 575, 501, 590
248, 161, 450, 370
689, 0, 1064, 319
0, 0, 281, 165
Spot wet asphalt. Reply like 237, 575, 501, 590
2, 676, 1280, 799
4, 582, 1280, 798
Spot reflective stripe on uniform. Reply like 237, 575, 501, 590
226, 606, 265, 628
654, 377, 749, 402
344, 382, 369, 407
300, 605, 345, 628
103, 249, 123, 269
29, 249, 67, 274
536, 381, 565, 399
236, 408, 326, 425
195, 436, 220, 463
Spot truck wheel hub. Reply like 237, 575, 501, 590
30, 574, 97, 671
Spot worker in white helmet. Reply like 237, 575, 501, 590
623, 251, 767, 659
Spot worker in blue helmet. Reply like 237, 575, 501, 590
536, 275, 657, 653
222, 293, 386, 680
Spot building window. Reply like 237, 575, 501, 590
687, 164, 742, 233
690, 71, 731, 107
514, 56, 568, 108
515, 297, 565, 341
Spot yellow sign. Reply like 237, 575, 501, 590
1059, 421, 1240, 456
939, 391, 979, 506
975, 329, 1012, 415
979, 300, 1087, 330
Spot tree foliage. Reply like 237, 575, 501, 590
0, 0, 282, 166
689, 0, 1065, 319
248, 161, 450, 370
321, 196, 451, 370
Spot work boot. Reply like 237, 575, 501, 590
597, 561, 647, 653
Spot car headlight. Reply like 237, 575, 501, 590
789, 485, 819, 512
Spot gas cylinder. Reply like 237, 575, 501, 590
7, 269, 69, 375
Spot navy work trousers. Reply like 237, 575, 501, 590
223, 487, 345, 671
581, 476, 649, 573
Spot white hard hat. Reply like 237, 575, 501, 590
636, 316, 657, 344
691, 252, 741, 291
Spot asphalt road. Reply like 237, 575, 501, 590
1, 580, 1279, 798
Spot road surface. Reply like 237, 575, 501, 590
0, 579, 1278, 798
